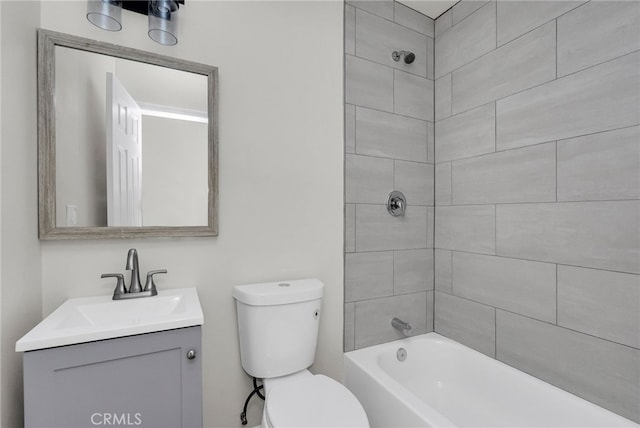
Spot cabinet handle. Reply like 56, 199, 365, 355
186, 349, 196, 360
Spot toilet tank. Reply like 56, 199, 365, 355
233, 279, 323, 379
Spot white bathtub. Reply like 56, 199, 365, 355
344, 333, 638, 428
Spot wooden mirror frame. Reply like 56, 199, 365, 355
38, 29, 218, 239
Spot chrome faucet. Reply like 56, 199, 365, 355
391, 317, 412, 336
101, 248, 166, 300
126, 248, 143, 293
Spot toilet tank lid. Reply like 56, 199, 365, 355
232, 278, 324, 306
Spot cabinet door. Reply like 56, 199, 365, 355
23, 326, 202, 428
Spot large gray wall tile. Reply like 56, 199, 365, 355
434, 8, 452, 37
345, 204, 355, 253
435, 249, 452, 293
452, 252, 557, 323
344, 302, 355, 352
345, 4, 356, 56
557, 126, 640, 202
497, 201, 640, 274
435, 292, 496, 357
356, 204, 428, 251
356, 107, 428, 162
452, 142, 556, 205
558, 266, 640, 349
452, 0, 490, 26
435, 162, 452, 206
394, 70, 434, 121
452, 21, 556, 115
497, 52, 640, 151
394, 161, 433, 206
435, 1, 496, 78
496, 310, 640, 422
394, 2, 434, 37
355, 292, 428, 348
356, 9, 428, 77
435, 73, 452, 121
435, 205, 495, 254
345, 55, 394, 112
345, 104, 355, 154
346, 154, 394, 204
346, 0, 394, 20
394, 249, 434, 294
558, 1, 640, 77
435, 103, 495, 162
497, 1, 585, 46
345, 251, 394, 302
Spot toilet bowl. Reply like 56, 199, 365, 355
232, 279, 369, 428
262, 371, 368, 428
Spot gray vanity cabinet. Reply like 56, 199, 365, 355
23, 326, 202, 428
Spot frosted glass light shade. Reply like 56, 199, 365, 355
86, 0, 122, 32
148, 0, 179, 46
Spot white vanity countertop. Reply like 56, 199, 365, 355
16, 288, 204, 352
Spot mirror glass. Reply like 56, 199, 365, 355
38, 30, 218, 239
55, 47, 208, 228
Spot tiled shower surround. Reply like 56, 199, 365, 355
344, 0, 435, 351
345, 0, 640, 423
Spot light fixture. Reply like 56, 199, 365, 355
86, 0, 183, 46
148, 0, 179, 46
86, 0, 122, 32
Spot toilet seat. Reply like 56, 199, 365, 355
265, 375, 369, 428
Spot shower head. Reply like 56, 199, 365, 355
392, 50, 416, 65
403, 52, 415, 64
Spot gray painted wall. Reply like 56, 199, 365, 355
344, 0, 435, 351
434, 0, 639, 422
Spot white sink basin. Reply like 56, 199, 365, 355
16, 288, 203, 352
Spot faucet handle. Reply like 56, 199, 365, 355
144, 269, 167, 295
101, 273, 126, 297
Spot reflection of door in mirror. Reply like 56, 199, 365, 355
106, 72, 143, 227
54, 46, 209, 229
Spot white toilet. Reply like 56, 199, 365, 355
233, 278, 369, 428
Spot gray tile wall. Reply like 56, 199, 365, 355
344, 1, 434, 351
434, 1, 640, 422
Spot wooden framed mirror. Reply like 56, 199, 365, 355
38, 29, 218, 239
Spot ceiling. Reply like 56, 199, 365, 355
397, 0, 459, 19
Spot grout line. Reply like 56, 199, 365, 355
437, 123, 640, 163
492, 305, 640, 352
349, 1, 434, 39
432, 247, 640, 277
437, 198, 640, 206
352, 100, 433, 124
